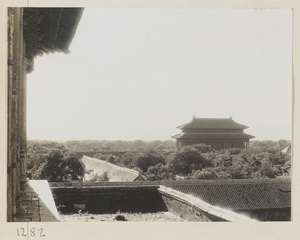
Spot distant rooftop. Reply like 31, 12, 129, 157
81, 156, 144, 182
177, 117, 249, 130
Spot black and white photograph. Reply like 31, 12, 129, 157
2, 1, 300, 239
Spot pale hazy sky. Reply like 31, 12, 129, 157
27, 8, 292, 141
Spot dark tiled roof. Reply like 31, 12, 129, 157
49, 179, 290, 211
177, 118, 249, 130
172, 132, 255, 140
163, 178, 291, 210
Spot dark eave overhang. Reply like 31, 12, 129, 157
23, 7, 84, 73
172, 132, 255, 140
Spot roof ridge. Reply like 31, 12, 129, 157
160, 178, 291, 185
176, 117, 249, 130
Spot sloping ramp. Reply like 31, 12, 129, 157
158, 186, 257, 222
27, 180, 60, 222
17, 180, 60, 222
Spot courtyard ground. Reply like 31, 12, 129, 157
60, 211, 185, 222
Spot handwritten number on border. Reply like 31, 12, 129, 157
17, 227, 45, 237
17, 227, 26, 236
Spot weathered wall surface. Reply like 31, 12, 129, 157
160, 193, 223, 222
158, 186, 255, 222
50, 185, 255, 222
51, 186, 167, 214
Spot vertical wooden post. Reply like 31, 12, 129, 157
7, 7, 13, 223
7, 7, 25, 222
19, 12, 27, 187
7, 7, 20, 222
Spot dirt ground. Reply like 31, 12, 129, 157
60, 211, 185, 222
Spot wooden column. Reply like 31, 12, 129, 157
7, 7, 26, 222
19, 19, 27, 187
8, 7, 19, 222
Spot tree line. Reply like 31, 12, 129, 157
62, 139, 176, 151
27, 142, 85, 181
27, 139, 291, 182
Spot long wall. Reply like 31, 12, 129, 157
50, 185, 255, 222
51, 186, 167, 214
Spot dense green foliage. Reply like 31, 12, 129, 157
90, 141, 291, 180
27, 140, 291, 182
27, 141, 85, 182
166, 146, 213, 175
173, 142, 291, 180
